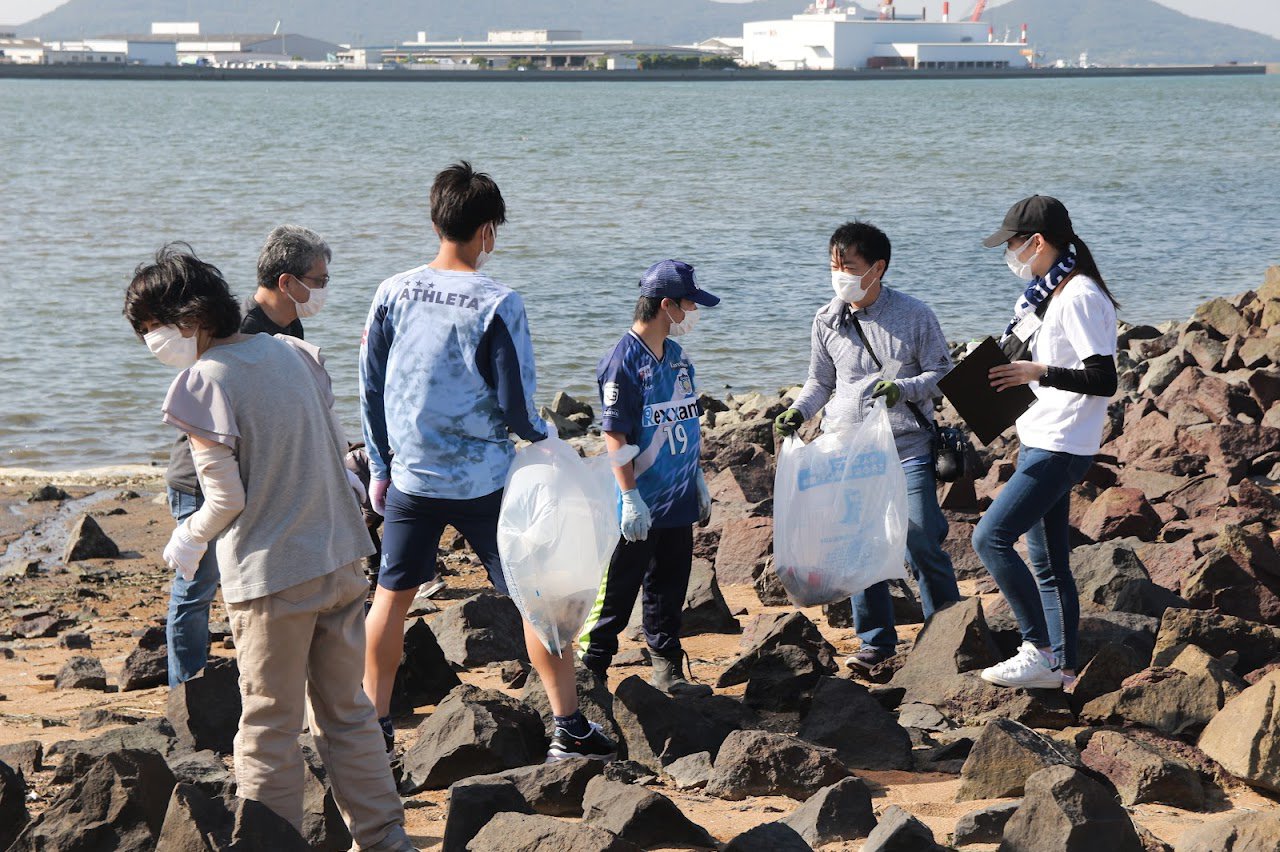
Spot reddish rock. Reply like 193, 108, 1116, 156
1246, 368, 1280, 411
713, 517, 773, 585
1108, 412, 1182, 469
1181, 329, 1226, 372
1156, 368, 1259, 425
1079, 487, 1161, 543
1164, 475, 1231, 519
1183, 423, 1280, 484
1135, 539, 1201, 595
1194, 297, 1251, 339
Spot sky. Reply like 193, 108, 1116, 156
3, 0, 1280, 38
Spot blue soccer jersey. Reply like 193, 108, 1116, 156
597, 332, 702, 528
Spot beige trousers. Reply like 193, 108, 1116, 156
226, 561, 408, 850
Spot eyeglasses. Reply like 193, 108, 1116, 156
294, 273, 329, 289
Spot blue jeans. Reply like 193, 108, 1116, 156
972, 447, 1094, 671
167, 487, 220, 687
853, 463, 961, 653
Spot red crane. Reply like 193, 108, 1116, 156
969, 0, 987, 21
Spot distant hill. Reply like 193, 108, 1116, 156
18, 0, 812, 45
986, 0, 1280, 65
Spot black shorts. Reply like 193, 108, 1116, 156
378, 482, 507, 595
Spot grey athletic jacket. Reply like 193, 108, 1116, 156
792, 286, 953, 463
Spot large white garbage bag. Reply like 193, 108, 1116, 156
499, 436, 619, 656
773, 399, 909, 608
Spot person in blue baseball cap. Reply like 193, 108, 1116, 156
578, 259, 718, 697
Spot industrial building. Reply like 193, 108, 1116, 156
94, 23, 341, 66
743, 0, 1031, 70
338, 29, 709, 70
0, 32, 47, 63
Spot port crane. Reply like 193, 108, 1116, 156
969, 0, 987, 21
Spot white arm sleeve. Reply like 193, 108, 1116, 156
185, 442, 246, 544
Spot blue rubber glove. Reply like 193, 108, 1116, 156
620, 488, 652, 542
696, 468, 711, 524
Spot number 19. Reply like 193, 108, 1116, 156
665, 423, 689, 455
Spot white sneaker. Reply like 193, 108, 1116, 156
981, 642, 1063, 689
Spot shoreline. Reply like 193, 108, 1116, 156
0, 63, 1273, 83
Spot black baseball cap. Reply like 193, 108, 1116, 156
638, 260, 720, 306
983, 195, 1074, 248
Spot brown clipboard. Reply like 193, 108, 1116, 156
937, 336, 1037, 445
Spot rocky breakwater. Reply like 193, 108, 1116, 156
3, 269, 1280, 850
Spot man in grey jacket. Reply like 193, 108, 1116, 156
775, 221, 960, 671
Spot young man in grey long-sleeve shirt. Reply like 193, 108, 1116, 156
775, 221, 961, 671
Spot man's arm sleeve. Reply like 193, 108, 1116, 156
478, 298, 542, 440
792, 318, 836, 420
897, 309, 952, 405
359, 296, 395, 480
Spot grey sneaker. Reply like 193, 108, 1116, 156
845, 647, 895, 672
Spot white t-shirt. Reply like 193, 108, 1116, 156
1016, 274, 1117, 457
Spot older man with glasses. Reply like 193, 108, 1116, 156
161, 224, 332, 687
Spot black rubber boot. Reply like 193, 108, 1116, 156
650, 649, 712, 698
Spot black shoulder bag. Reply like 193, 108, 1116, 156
847, 311, 972, 483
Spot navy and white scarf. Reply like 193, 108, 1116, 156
1001, 251, 1077, 342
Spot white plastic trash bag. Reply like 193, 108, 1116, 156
499, 435, 619, 656
773, 399, 910, 607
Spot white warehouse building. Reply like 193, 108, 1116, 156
743, 8, 1030, 71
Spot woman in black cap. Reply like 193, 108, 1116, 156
971, 195, 1120, 691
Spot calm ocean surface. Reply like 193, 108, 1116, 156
1, 75, 1278, 469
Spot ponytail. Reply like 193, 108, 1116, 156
1069, 234, 1120, 309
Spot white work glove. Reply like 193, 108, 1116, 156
345, 468, 367, 504
696, 468, 712, 524
370, 478, 389, 516
163, 523, 207, 582
620, 488, 652, 543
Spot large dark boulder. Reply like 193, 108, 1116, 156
443, 778, 533, 852
581, 776, 716, 849
723, 822, 813, 852
742, 646, 827, 712
52, 717, 179, 783
781, 777, 877, 846
610, 675, 730, 771
390, 617, 462, 714
717, 611, 837, 688
0, 760, 28, 850
862, 805, 946, 852
998, 766, 1143, 852
1080, 731, 1204, 809
798, 677, 912, 770
956, 718, 1082, 801
466, 812, 641, 852
400, 684, 546, 793
429, 593, 529, 668
10, 749, 176, 852
681, 558, 740, 636
460, 758, 605, 817
1070, 539, 1188, 617
890, 599, 1000, 704
299, 740, 353, 851
154, 784, 311, 852
954, 802, 1019, 847
704, 730, 852, 802
168, 657, 241, 755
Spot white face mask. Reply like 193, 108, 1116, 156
288, 277, 328, 318
144, 325, 199, 369
474, 222, 496, 271
1004, 237, 1040, 281
666, 305, 699, 337
831, 268, 875, 304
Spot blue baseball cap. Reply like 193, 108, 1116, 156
638, 260, 720, 307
